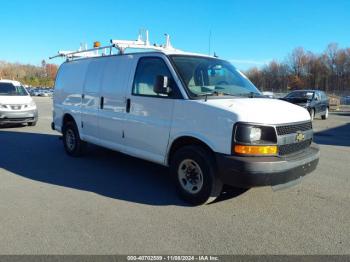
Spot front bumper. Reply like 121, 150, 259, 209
216, 143, 320, 188
0, 109, 38, 124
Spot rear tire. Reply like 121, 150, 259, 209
62, 121, 86, 157
321, 108, 329, 120
170, 145, 223, 205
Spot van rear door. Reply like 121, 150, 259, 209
81, 59, 106, 143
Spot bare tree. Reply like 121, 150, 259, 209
245, 42, 350, 96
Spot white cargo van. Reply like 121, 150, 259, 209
0, 80, 38, 126
52, 34, 319, 204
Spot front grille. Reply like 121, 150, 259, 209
276, 121, 312, 136
278, 139, 312, 156
10, 105, 22, 110
0, 117, 34, 122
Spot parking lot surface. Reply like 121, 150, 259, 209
0, 97, 349, 254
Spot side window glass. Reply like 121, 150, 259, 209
322, 92, 327, 100
318, 93, 322, 101
133, 57, 172, 97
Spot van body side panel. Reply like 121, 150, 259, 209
98, 55, 134, 150
53, 59, 90, 133
80, 58, 107, 143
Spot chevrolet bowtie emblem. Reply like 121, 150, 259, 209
296, 131, 305, 142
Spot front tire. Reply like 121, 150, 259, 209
62, 121, 85, 157
309, 108, 315, 121
321, 107, 329, 120
170, 145, 223, 205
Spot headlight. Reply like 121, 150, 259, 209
0, 104, 8, 109
249, 127, 262, 141
233, 123, 277, 155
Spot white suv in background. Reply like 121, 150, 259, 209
0, 80, 38, 126
52, 50, 319, 205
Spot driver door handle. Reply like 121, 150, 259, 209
126, 98, 131, 113
100, 96, 104, 109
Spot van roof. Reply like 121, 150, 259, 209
148, 49, 214, 58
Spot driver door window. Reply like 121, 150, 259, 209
133, 57, 172, 97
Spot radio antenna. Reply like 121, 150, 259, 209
208, 30, 212, 56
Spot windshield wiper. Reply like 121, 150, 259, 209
197, 91, 232, 97
196, 91, 233, 101
235, 92, 262, 98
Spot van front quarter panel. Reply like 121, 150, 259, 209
168, 99, 238, 159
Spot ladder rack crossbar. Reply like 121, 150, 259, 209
49, 44, 115, 60
111, 40, 174, 52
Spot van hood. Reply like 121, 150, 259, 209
202, 98, 311, 124
0, 95, 33, 105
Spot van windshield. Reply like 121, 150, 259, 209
170, 55, 261, 98
0, 83, 28, 96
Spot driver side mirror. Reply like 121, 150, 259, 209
154, 75, 172, 95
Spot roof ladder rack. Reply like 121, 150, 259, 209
49, 43, 115, 60
49, 30, 180, 60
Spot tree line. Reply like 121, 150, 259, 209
1, 43, 350, 94
245, 43, 350, 95
0, 60, 58, 87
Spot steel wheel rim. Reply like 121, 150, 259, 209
178, 159, 204, 194
66, 129, 76, 151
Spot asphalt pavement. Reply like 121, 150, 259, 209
0, 97, 349, 254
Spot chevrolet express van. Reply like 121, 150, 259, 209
52, 42, 319, 205
0, 80, 38, 126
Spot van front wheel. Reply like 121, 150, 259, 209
309, 108, 315, 121
170, 145, 223, 205
321, 107, 329, 120
62, 121, 85, 157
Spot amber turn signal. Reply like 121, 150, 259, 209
234, 145, 278, 155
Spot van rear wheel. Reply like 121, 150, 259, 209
170, 145, 223, 205
62, 121, 85, 157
